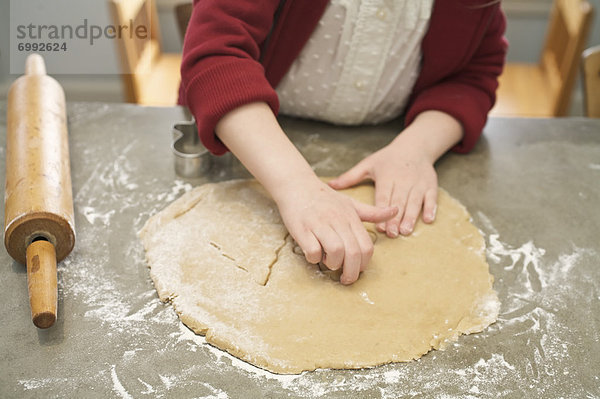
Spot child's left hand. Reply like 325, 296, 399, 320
328, 138, 438, 237
328, 110, 464, 238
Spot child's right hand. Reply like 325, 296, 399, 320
272, 177, 397, 285
216, 102, 396, 285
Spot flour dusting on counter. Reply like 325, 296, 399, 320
111, 365, 133, 399
12, 111, 599, 396
5, 104, 600, 398
16, 200, 598, 398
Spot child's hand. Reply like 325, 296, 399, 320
216, 105, 459, 284
273, 178, 397, 285
328, 141, 437, 237
328, 110, 464, 238
216, 102, 404, 285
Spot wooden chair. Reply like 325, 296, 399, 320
582, 45, 600, 118
108, 0, 182, 106
491, 0, 594, 117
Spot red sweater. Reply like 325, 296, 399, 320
180, 0, 507, 155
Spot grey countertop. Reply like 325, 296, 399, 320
0, 102, 599, 398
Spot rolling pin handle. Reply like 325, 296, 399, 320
26, 238, 58, 329
24, 53, 47, 76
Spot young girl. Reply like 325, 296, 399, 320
179, 0, 507, 285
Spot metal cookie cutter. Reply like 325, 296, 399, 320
172, 118, 213, 177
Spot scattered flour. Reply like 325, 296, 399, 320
360, 291, 375, 305
138, 378, 156, 394
18, 377, 70, 390
16, 162, 598, 399
111, 365, 133, 399
158, 374, 178, 390
156, 180, 193, 203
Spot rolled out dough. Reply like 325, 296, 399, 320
139, 179, 499, 374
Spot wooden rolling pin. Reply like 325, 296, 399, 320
4, 54, 75, 329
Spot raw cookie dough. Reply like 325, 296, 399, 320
140, 179, 499, 374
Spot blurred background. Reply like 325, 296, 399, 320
0, 0, 599, 115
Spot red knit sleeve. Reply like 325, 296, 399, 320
405, 5, 508, 154
180, 0, 282, 155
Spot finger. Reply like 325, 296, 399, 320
328, 160, 370, 190
399, 188, 425, 236
292, 229, 322, 264
385, 184, 409, 238
338, 229, 362, 285
422, 187, 438, 223
374, 179, 393, 232
351, 220, 374, 272
353, 200, 398, 223
313, 225, 344, 271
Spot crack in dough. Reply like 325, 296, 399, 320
264, 233, 290, 286
140, 179, 500, 374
